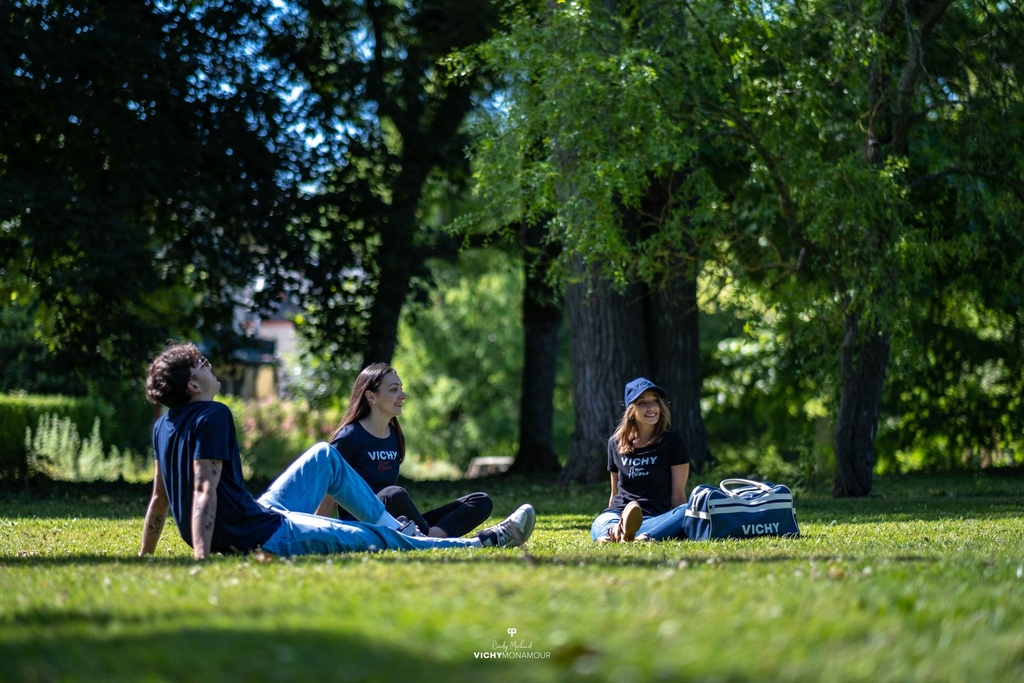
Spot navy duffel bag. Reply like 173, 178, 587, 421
682, 478, 800, 540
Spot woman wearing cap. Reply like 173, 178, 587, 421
591, 377, 690, 543
315, 363, 494, 538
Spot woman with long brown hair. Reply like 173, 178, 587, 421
591, 377, 691, 543
140, 343, 535, 558
316, 363, 494, 538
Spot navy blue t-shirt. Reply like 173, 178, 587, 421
606, 431, 689, 516
153, 401, 281, 553
329, 422, 401, 492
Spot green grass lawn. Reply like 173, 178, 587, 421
2, 472, 1023, 682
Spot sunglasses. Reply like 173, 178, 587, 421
189, 356, 211, 380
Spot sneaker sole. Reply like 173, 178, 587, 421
621, 502, 642, 542
510, 504, 536, 546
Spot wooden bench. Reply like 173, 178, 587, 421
465, 456, 513, 478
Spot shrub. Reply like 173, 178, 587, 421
5, 393, 414, 484
0, 394, 116, 481
217, 396, 342, 481
24, 413, 149, 483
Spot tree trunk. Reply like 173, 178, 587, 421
359, 164, 429, 366
559, 268, 649, 484
646, 266, 712, 472
830, 0, 948, 497
360, 216, 417, 366
634, 170, 712, 473
358, 55, 478, 366
832, 310, 891, 497
511, 223, 562, 474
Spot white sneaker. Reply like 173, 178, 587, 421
476, 504, 536, 548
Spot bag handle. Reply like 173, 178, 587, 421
719, 478, 772, 496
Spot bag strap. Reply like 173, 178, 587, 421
719, 478, 772, 496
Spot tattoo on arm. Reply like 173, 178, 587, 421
194, 503, 213, 527
191, 458, 221, 559
146, 514, 165, 537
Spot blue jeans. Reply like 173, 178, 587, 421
256, 443, 482, 555
591, 504, 689, 542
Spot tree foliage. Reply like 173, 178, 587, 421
467, 0, 1024, 490
1, 0, 304, 379
4, 0, 1021, 488
393, 248, 573, 468
267, 0, 502, 368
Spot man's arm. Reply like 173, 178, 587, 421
191, 459, 223, 560
139, 462, 170, 556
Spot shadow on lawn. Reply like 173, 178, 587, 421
2, 623, 539, 682
0, 548, 941, 572
0, 551, 699, 570
795, 496, 1024, 525
0, 480, 151, 520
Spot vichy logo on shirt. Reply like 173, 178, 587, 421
621, 455, 657, 478
367, 450, 399, 461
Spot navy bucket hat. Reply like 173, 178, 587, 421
624, 377, 665, 407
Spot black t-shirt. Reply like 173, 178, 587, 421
606, 431, 689, 516
153, 401, 281, 553
329, 422, 401, 493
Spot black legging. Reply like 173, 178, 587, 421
378, 486, 493, 537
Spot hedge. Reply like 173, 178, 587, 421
1, 393, 342, 484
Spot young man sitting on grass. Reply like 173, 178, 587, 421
138, 342, 535, 560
